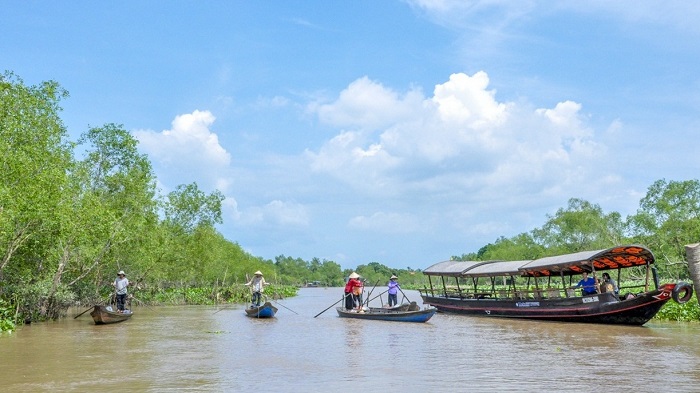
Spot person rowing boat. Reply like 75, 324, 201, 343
344, 272, 363, 311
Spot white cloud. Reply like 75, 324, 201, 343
239, 200, 310, 227
254, 95, 291, 109
407, 0, 700, 35
432, 72, 508, 128
133, 110, 232, 193
406, 0, 536, 32
306, 71, 608, 208
348, 211, 420, 234
314, 76, 424, 129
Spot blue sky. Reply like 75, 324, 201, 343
3, 1, 699, 270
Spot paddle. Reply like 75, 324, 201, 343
213, 305, 233, 315
362, 280, 380, 307
73, 306, 93, 319
366, 289, 389, 305
314, 294, 348, 318
265, 294, 298, 315
131, 296, 159, 314
245, 273, 256, 306
397, 286, 411, 303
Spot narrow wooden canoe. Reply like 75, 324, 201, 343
336, 306, 436, 323
245, 302, 278, 318
90, 305, 133, 325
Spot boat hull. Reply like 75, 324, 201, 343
336, 307, 436, 323
245, 302, 278, 318
369, 301, 419, 312
422, 287, 673, 326
90, 305, 133, 325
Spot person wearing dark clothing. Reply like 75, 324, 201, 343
344, 272, 362, 310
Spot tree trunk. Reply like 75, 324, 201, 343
41, 246, 69, 319
685, 242, 700, 303
0, 222, 33, 273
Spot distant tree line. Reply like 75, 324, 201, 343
2, 71, 700, 330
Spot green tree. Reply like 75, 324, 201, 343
477, 234, 546, 261
317, 260, 343, 286
63, 124, 159, 307
160, 182, 225, 284
0, 72, 72, 276
163, 183, 224, 234
0, 72, 76, 319
626, 179, 700, 278
532, 198, 625, 254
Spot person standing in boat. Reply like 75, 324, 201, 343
387, 275, 400, 307
245, 271, 268, 307
571, 271, 597, 296
344, 272, 363, 311
113, 270, 129, 312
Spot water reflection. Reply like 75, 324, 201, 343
1, 288, 699, 392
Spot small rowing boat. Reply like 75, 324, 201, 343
245, 301, 278, 318
336, 304, 436, 323
90, 305, 133, 325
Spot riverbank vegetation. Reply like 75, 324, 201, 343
2, 72, 700, 331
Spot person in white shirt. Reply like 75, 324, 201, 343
114, 270, 129, 312
245, 271, 268, 307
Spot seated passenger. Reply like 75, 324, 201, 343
571, 272, 597, 296
601, 272, 619, 295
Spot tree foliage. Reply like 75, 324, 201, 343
626, 179, 700, 277
3, 72, 700, 328
0, 74, 281, 325
532, 198, 625, 254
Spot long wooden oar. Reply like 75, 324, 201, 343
397, 286, 411, 303
366, 289, 389, 305
314, 294, 347, 318
213, 305, 233, 315
132, 296, 160, 314
73, 306, 93, 319
362, 280, 380, 307
266, 295, 298, 315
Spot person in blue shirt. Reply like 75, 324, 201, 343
572, 272, 597, 296
387, 275, 400, 307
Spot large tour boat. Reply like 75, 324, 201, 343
419, 245, 693, 325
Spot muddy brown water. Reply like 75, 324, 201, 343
1, 288, 699, 392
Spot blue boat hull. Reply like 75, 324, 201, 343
245, 302, 278, 318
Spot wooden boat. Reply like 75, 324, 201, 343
90, 305, 133, 325
245, 301, 278, 318
369, 301, 419, 312
420, 245, 694, 326
336, 305, 437, 323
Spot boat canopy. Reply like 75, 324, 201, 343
519, 245, 654, 277
423, 245, 655, 278
462, 260, 532, 277
422, 260, 496, 277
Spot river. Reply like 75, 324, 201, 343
1, 288, 699, 392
